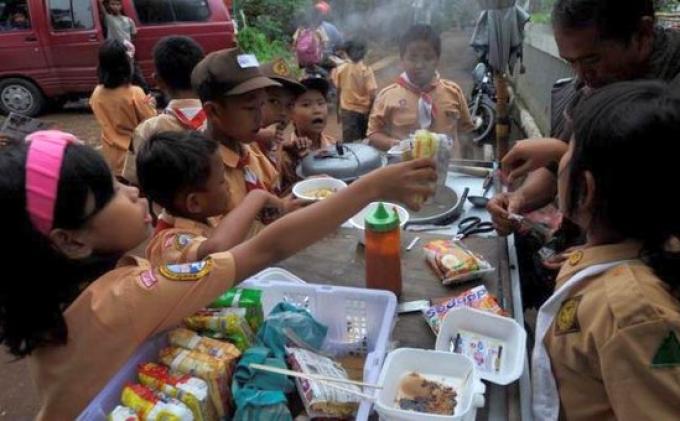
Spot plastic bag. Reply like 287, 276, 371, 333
423, 239, 494, 285
120, 384, 193, 421
210, 288, 264, 332
184, 308, 255, 351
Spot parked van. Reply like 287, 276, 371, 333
0, 0, 235, 116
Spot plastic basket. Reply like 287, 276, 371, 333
79, 268, 396, 421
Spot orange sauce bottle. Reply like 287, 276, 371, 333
365, 203, 402, 297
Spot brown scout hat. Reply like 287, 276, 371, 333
260, 58, 306, 95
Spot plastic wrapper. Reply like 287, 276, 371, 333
120, 383, 193, 421
138, 362, 217, 421
108, 405, 140, 421
452, 330, 505, 374
159, 347, 232, 418
423, 239, 493, 285
422, 285, 506, 335
184, 308, 255, 351
210, 288, 264, 332
286, 347, 361, 418
168, 328, 240, 375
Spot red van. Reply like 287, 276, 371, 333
0, 0, 235, 116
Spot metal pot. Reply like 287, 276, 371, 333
297, 143, 386, 182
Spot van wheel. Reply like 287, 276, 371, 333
0, 78, 46, 116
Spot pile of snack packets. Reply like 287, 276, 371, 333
106, 288, 365, 420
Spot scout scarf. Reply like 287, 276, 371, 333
165, 105, 207, 131
396, 72, 439, 129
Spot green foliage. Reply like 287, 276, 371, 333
531, 12, 551, 24
237, 26, 294, 64
236, 0, 311, 42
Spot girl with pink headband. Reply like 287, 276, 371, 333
0, 130, 436, 419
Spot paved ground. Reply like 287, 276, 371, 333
0, 29, 476, 419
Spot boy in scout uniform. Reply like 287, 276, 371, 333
136, 131, 283, 266
367, 24, 474, 154
192, 48, 295, 214
532, 81, 680, 421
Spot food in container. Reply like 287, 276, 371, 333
120, 383, 193, 421
183, 308, 254, 351
396, 372, 457, 415
108, 405, 140, 421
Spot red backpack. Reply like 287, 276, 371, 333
295, 28, 323, 67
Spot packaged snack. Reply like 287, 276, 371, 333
423, 240, 493, 285
108, 405, 140, 421
168, 328, 241, 375
423, 285, 506, 335
120, 384, 193, 421
451, 330, 504, 374
138, 362, 217, 421
159, 347, 231, 418
286, 347, 361, 418
210, 288, 264, 332
184, 308, 255, 351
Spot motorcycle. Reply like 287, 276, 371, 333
469, 61, 497, 144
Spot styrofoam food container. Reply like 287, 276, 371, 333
435, 307, 526, 385
349, 202, 410, 245
80, 269, 396, 421
375, 348, 486, 421
292, 177, 347, 202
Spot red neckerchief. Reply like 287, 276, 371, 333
236, 149, 267, 193
165, 106, 207, 130
396, 73, 438, 117
153, 218, 174, 235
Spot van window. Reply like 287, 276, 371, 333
133, 0, 210, 25
0, 0, 31, 31
49, 0, 95, 30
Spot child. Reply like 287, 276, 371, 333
192, 47, 301, 214
332, 39, 377, 142
122, 36, 206, 184
278, 75, 336, 192
90, 39, 156, 177
137, 131, 283, 265
368, 24, 474, 152
532, 81, 680, 420
0, 129, 435, 419
254, 58, 306, 165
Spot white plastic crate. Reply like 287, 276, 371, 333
79, 268, 396, 421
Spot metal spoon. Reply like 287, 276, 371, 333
467, 173, 493, 208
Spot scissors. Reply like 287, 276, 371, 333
455, 216, 495, 240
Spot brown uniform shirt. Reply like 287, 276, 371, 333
367, 78, 474, 141
331, 61, 378, 114
28, 252, 236, 420
89, 84, 156, 176
545, 241, 680, 420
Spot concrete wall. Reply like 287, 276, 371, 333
511, 23, 573, 135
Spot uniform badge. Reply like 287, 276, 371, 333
272, 59, 290, 77
174, 233, 195, 250
568, 250, 584, 266
160, 259, 213, 281
555, 295, 582, 335
652, 331, 680, 368
139, 270, 158, 289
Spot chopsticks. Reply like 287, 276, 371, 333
249, 363, 380, 400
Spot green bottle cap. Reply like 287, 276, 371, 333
365, 202, 400, 232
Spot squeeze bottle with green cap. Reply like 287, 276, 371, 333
365, 202, 402, 296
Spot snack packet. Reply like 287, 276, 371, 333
108, 405, 140, 421
168, 328, 241, 375
138, 362, 217, 421
184, 308, 255, 351
423, 240, 493, 285
422, 285, 506, 335
286, 347, 361, 418
210, 288, 264, 332
159, 347, 231, 418
452, 330, 504, 374
410, 130, 452, 189
120, 383, 193, 421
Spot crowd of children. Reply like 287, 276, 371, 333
1, 14, 680, 420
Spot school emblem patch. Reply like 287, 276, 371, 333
272, 59, 290, 77
555, 295, 582, 335
652, 331, 680, 368
138, 270, 158, 289
174, 233, 195, 250
160, 259, 213, 281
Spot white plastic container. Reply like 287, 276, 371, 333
375, 348, 486, 421
434, 307, 526, 386
292, 177, 347, 202
79, 268, 396, 421
349, 202, 410, 245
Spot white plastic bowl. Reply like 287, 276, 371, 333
375, 348, 486, 421
349, 202, 409, 245
435, 307, 526, 386
292, 177, 347, 202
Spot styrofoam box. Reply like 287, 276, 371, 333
375, 348, 485, 421
79, 268, 397, 421
434, 307, 526, 386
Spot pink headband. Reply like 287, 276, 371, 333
25, 130, 79, 235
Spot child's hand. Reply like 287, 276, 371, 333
144, 94, 157, 109
363, 158, 437, 210
281, 194, 310, 214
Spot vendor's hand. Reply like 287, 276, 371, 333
486, 191, 526, 236
501, 138, 568, 183
364, 158, 437, 211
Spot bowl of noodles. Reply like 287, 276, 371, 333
293, 177, 348, 202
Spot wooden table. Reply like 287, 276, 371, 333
277, 227, 521, 420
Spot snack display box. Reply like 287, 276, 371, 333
78, 268, 397, 421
